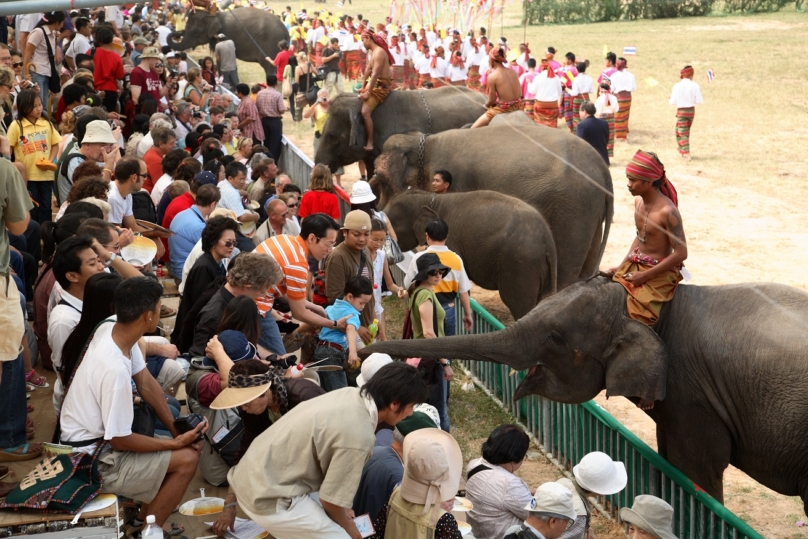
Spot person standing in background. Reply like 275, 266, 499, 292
215, 34, 240, 89
669, 65, 703, 161
609, 57, 636, 142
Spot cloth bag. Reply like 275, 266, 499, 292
281, 66, 293, 97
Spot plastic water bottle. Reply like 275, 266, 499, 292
368, 319, 379, 342
142, 516, 162, 539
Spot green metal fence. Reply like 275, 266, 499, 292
456, 298, 764, 539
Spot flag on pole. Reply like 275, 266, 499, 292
603, 44, 608, 56
336, 1, 343, 6
645, 77, 659, 87
707, 69, 715, 82
623, 46, 636, 55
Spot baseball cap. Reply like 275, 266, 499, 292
524, 482, 577, 521
342, 210, 371, 231
201, 330, 258, 368
194, 171, 218, 186
82, 120, 118, 144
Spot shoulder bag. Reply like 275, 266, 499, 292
401, 288, 444, 387
305, 67, 320, 105
39, 27, 62, 95
281, 66, 293, 98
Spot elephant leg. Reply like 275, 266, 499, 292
497, 277, 538, 320
656, 404, 731, 503
363, 156, 375, 179
579, 226, 604, 280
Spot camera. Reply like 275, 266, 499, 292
174, 413, 205, 441
191, 109, 203, 119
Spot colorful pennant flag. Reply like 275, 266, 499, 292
645, 77, 659, 87
707, 69, 715, 82
623, 46, 636, 55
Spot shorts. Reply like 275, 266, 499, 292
98, 448, 172, 503
156, 358, 186, 391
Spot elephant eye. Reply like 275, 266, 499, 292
544, 332, 566, 347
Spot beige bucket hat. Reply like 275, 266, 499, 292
619, 495, 678, 539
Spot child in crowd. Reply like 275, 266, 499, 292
368, 218, 404, 342
314, 275, 373, 391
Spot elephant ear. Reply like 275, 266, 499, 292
205, 15, 222, 41
349, 108, 365, 152
412, 205, 439, 245
603, 319, 668, 402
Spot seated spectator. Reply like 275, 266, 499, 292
162, 169, 218, 260
372, 428, 465, 538
233, 137, 252, 163
253, 198, 300, 246
465, 425, 533, 539
174, 215, 239, 341
56, 119, 119, 204
189, 252, 282, 358
502, 483, 577, 539
157, 157, 201, 226
48, 235, 140, 414
248, 157, 277, 202
125, 113, 151, 156
278, 192, 300, 227
217, 161, 259, 225
55, 83, 88, 125
619, 496, 678, 539
134, 113, 172, 158
298, 163, 341, 220
151, 148, 189, 207
315, 275, 373, 392
58, 277, 206, 532
210, 358, 327, 535
143, 125, 177, 192
55, 176, 109, 221
168, 183, 221, 278
353, 400, 439, 521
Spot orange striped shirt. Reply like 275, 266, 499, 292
254, 234, 310, 315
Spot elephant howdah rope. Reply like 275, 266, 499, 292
224, 9, 268, 59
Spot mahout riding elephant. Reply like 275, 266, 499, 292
167, 8, 289, 75
362, 275, 808, 513
386, 190, 557, 319
313, 87, 486, 176
373, 125, 613, 287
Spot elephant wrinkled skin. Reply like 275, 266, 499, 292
313, 87, 486, 175
363, 276, 808, 513
385, 190, 557, 319
373, 125, 613, 287
168, 8, 289, 75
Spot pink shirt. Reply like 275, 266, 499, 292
520, 71, 539, 100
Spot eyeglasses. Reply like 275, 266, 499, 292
220, 239, 237, 248
286, 202, 298, 208
155, 64, 164, 68
12, 62, 22, 68
318, 238, 336, 249
136, 172, 148, 178
104, 242, 121, 251
427, 270, 442, 277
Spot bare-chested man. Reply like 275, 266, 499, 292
608, 150, 687, 409
471, 46, 522, 128
359, 29, 394, 152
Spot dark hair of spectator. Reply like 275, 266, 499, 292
115, 276, 163, 324
226, 161, 247, 179
216, 296, 262, 345
114, 157, 142, 183
95, 26, 114, 46
132, 113, 151, 135
196, 183, 221, 207
481, 424, 530, 465
66, 177, 108, 204
52, 235, 95, 289
425, 218, 449, 242
175, 157, 202, 183
76, 218, 116, 246
344, 275, 373, 298
201, 215, 239, 253
65, 202, 103, 219
300, 213, 340, 241
370, 218, 387, 233
360, 362, 428, 413
434, 169, 452, 185
162, 149, 189, 177
72, 161, 104, 184
282, 183, 301, 195
63, 84, 88, 107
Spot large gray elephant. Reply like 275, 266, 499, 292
385, 190, 557, 319
313, 87, 486, 175
373, 125, 613, 288
362, 276, 808, 512
167, 8, 289, 75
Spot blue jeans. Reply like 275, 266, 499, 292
30, 71, 51, 118
428, 372, 450, 432
8, 219, 41, 263
313, 343, 348, 392
442, 303, 456, 337
27, 181, 53, 224
0, 352, 26, 447
259, 313, 287, 355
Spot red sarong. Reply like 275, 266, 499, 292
345, 50, 364, 80
675, 107, 696, 156
613, 249, 682, 326
615, 91, 632, 139
418, 73, 430, 88
391, 65, 407, 89
430, 77, 448, 88
523, 99, 535, 118
466, 66, 481, 91
572, 93, 589, 133
533, 100, 559, 127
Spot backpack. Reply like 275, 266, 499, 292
131, 190, 158, 224
54, 153, 86, 206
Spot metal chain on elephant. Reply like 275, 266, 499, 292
417, 90, 433, 135
417, 133, 430, 186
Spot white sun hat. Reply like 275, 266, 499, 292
572, 451, 627, 495
350, 180, 376, 204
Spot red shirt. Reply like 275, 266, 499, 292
94, 48, 125, 92
298, 190, 340, 220
162, 191, 195, 262
143, 146, 163, 193
130, 66, 163, 103
274, 50, 293, 77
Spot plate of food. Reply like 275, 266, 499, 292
178, 497, 225, 516
121, 235, 157, 266
457, 521, 473, 536
453, 497, 474, 511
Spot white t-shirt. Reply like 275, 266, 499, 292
108, 181, 133, 225
529, 71, 563, 102
59, 318, 146, 454
156, 25, 172, 48
570, 73, 594, 97
47, 290, 83, 415
151, 173, 173, 207
105, 6, 125, 29
66, 33, 92, 60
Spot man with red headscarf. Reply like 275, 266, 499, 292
428, 46, 449, 88
609, 56, 636, 141
609, 150, 687, 353
358, 29, 393, 152
388, 34, 409, 89
528, 58, 563, 127
470, 46, 522, 128
464, 36, 487, 91
669, 65, 703, 160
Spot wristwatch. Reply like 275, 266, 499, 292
332, 320, 337, 328
105, 252, 118, 267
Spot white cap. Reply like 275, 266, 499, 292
572, 451, 627, 496
82, 120, 118, 145
356, 353, 393, 387
350, 180, 376, 204
524, 482, 577, 521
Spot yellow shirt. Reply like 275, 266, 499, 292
314, 105, 329, 134
7, 117, 61, 181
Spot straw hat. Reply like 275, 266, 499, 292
619, 495, 678, 539
140, 46, 162, 59
572, 452, 627, 496
210, 370, 272, 410
400, 428, 462, 523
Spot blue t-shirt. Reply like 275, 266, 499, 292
318, 299, 361, 348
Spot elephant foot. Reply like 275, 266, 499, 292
637, 398, 655, 410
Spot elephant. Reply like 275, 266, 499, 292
167, 8, 289, 75
385, 190, 557, 319
361, 276, 808, 512
373, 125, 613, 288
313, 86, 486, 176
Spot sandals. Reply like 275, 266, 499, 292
26, 369, 49, 389
27, 404, 34, 413
0, 442, 43, 462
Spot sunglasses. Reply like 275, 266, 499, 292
286, 202, 298, 208
427, 270, 442, 277
12, 62, 23, 68
220, 240, 237, 248
155, 63, 164, 68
